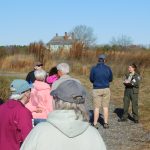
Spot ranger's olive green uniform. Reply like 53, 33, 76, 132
122, 73, 141, 121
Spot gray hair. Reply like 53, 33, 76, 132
57, 63, 70, 74
34, 69, 47, 81
9, 93, 24, 100
54, 99, 89, 122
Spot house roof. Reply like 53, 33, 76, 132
48, 34, 74, 45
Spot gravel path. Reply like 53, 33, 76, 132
99, 103, 150, 150
86, 94, 150, 150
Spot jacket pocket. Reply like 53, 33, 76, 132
133, 88, 139, 94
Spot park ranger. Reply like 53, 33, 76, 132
118, 63, 141, 123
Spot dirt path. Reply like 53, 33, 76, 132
0, 72, 26, 78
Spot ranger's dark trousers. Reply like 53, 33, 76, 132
122, 88, 139, 120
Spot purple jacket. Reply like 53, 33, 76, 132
0, 100, 33, 150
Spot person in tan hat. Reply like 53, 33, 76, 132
26, 61, 43, 84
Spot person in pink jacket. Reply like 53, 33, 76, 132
26, 69, 53, 126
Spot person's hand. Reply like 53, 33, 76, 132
124, 79, 130, 83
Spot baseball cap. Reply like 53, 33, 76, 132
50, 80, 86, 104
10, 79, 32, 94
98, 54, 106, 59
34, 61, 43, 67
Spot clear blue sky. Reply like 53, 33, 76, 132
0, 0, 150, 46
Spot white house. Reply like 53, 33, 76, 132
47, 32, 75, 51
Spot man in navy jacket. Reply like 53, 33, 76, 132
90, 54, 113, 129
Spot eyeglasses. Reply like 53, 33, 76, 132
21, 89, 31, 94
36, 64, 43, 67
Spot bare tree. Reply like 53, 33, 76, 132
110, 35, 133, 48
70, 25, 96, 47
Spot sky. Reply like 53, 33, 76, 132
0, 0, 150, 46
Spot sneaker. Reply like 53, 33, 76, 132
118, 118, 127, 122
103, 123, 109, 129
91, 123, 99, 129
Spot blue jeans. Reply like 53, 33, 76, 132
34, 119, 46, 126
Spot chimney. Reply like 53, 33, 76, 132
72, 32, 75, 40
64, 32, 68, 40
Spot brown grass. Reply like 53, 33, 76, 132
0, 76, 16, 101
0, 54, 35, 72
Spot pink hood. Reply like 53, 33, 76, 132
33, 80, 50, 91
26, 80, 53, 119
46, 74, 58, 84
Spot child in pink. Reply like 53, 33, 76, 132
46, 66, 59, 86
46, 74, 58, 85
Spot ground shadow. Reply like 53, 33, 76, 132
114, 108, 135, 121
128, 114, 136, 121
89, 110, 104, 125
114, 108, 124, 118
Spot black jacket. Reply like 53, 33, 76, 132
26, 70, 36, 84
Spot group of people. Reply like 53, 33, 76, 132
0, 54, 141, 150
